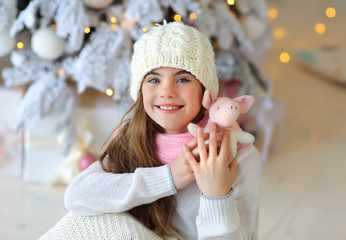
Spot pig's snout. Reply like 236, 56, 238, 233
228, 102, 239, 111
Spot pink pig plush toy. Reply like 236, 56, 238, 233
187, 90, 255, 158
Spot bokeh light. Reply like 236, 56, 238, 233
315, 23, 326, 34
110, 17, 117, 23
227, 0, 235, 5
189, 12, 197, 20
273, 27, 286, 40
268, 8, 279, 19
106, 89, 113, 96
326, 7, 336, 18
174, 14, 182, 21
17, 42, 24, 49
280, 52, 290, 63
84, 27, 91, 34
57, 68, 64, 76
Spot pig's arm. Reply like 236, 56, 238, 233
231, 130, 255, 159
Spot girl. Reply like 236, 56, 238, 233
64, 22, 261, 239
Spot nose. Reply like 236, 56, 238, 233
159, 81, 176, 98
230, 103, 238, 111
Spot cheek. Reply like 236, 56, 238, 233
142, 85, 152, 101
191, 91, 203, 113
187, 92, 200, 105
142, 96, 152, 112
188, 85, 203, 102
141, 90, 153, 111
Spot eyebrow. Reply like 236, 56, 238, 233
146, 70, 191, 77
146, 71, 160, 77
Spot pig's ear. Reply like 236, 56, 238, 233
233, 95, 255, 113
201, 90, 216, 109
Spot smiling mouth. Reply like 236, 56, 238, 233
156, 105, 184, 110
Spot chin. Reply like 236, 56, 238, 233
162, 125, 187, 134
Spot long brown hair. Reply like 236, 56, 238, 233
99, 89, 205, 237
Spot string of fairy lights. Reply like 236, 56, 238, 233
17, 0, 338, 96
13, 1, 238, 98
267, 5, 337, 64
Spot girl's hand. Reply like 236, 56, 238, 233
170, 137, 200, 191
184, 122, 237, 197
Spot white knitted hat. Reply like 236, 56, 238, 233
129, 21, 219, 101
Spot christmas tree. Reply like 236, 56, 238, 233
0, 0, 271, 182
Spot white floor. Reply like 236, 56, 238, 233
258, 0, 346, 239
1, 0, 346, 239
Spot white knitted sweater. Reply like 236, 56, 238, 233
40, 211, 193, 240
40, 212, 161, 240
62, 143, 261, 240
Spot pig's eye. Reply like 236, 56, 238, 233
217, 105, 221, 110
235, 106, 238, 110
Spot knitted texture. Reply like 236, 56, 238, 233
130, 21, 219, 101
39, 212, 165, 240
63, 146, 261, 239
40, 212, 193, 240
156, 116, 248, 165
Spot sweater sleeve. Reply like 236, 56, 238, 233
64, 157, 177, 216
196, 145, 262, 240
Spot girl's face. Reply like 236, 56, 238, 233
141, 67, 203, 134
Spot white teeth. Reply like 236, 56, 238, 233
159, 106, 180, 110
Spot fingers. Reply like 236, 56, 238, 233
208, 122, 217, 160
186, 136, 198, 149
187, 136, 200, 159
197, 127, 208, 162
229, 159, 237, 178
187, 133, 205, 159
184, 145, 199, 171
187, 132, 210, 147
219, 130, 232, 162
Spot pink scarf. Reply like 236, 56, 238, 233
156, 116, 249, 164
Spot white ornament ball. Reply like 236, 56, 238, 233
0, 32, 15, 57
31, 28, 66, 60
84, 0, 113, 9
243, 15, 267, 41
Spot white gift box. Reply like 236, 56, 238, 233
0, 88, 23, 177
22, 92, 125, 183
22, 114, 65, 183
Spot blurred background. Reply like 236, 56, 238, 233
0, 0, 345, 239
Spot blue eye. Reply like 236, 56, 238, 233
177, 77, 189, 83
148, 78, 159, 83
